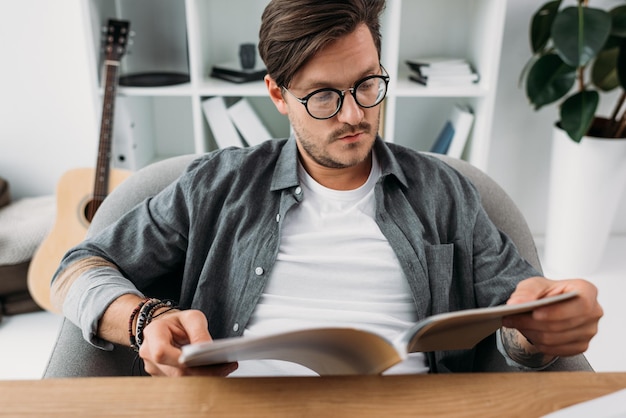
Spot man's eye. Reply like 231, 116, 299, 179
358, 79, 375, 91
311, 91, 335, 104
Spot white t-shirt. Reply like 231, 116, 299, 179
232, 154, 428, 376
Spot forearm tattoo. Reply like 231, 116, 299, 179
500, 327, 555, 369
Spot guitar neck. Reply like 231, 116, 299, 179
86, 18, 129, 221
92, 60, 120, 208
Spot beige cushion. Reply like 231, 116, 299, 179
0, 196, 55, 265
0, 179, 51, 314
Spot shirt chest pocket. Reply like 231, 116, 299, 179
424, 243, 455, 315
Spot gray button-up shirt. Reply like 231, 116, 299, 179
57, 136, 539, 373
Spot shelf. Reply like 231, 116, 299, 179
196, 79, 269, 97
116, 84, 194, 97
84, 0, 506, 171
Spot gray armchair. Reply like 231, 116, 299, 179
43, 152, 592, 378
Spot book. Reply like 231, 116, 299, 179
406, 57, 479, 87
210, 61, 267, 84
179, 292, 578, 376
201, 97, 244, 148
409, 72, 479, 87
406, 57, 469, 70
418, 65, 475, 77
430, 121, 454, 154
227, 98, 272, 147
111, 97, 140, 171
446, 104, 474, 158
429, 104, 474, 159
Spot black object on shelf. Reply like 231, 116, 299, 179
118, 72, 190, 87
210, 61, 267, 84
239, 43, 256, 69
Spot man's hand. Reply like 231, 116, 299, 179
501, 276, 603, 362
138, 308, 238, 377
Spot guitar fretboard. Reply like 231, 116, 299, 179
88, 60, 119, 220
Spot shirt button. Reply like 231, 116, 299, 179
255, 267, 264, 276
295, 186, 302, 195
233, 323, 239, 332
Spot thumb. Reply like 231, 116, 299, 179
178, 310, 213, 344
506, 276, 554, 305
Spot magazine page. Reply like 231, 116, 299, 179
180, 327, 403, 376
399, 292, 579, 353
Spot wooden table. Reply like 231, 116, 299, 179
1, 372, 625, 417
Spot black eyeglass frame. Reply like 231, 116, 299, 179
282, 66, 390, 120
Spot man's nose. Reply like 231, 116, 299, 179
336, 92, 364, 125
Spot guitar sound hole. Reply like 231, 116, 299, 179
84, 200, 101, 223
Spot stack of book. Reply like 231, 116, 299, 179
406, 57, 479, 87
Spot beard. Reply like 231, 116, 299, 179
292, 117, 380, 169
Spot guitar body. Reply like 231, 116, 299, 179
27, 19, 132, 312
28, 168, 131, 312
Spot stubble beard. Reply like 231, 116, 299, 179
294, 117, 380, 169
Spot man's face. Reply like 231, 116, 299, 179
267, 24, 383, 174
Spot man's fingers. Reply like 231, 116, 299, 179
138, 309, 217, 375
144, 360, 238, 377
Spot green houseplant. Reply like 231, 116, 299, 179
521, 0, 626, 276
522, 0, 626, 142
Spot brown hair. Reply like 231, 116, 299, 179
259, 0, 386, 88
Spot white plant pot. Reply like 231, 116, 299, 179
543, 124, 626, 277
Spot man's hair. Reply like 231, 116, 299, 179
259, 0, 386, 88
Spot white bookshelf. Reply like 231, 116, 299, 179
83, 0, 505, 171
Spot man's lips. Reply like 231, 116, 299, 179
338, 132, 364, 142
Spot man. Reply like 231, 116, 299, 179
51, 0, 602, 377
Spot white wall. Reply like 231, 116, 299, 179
489, 0, 626, 235
1, 0, 624, 235
0, 0, 97, 200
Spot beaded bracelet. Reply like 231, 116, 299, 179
133, 298, 160, 350
134, 298, 177, 351
128, 298, 149, 351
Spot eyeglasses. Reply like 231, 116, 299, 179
282, 66, 390, 120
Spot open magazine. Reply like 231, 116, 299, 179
179, 292, 578, 376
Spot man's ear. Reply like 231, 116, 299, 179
265, 75, 289, 115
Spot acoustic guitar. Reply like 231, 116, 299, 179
28, 19, 132, 312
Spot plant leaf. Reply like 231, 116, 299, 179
526, 53, 577, 109
610, 5, 626, 37
531, 0, 562, 53
552, 6, 612, 67
602, 35, 622, 51
592, 47, 619, 91
560, 90, 600, 142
